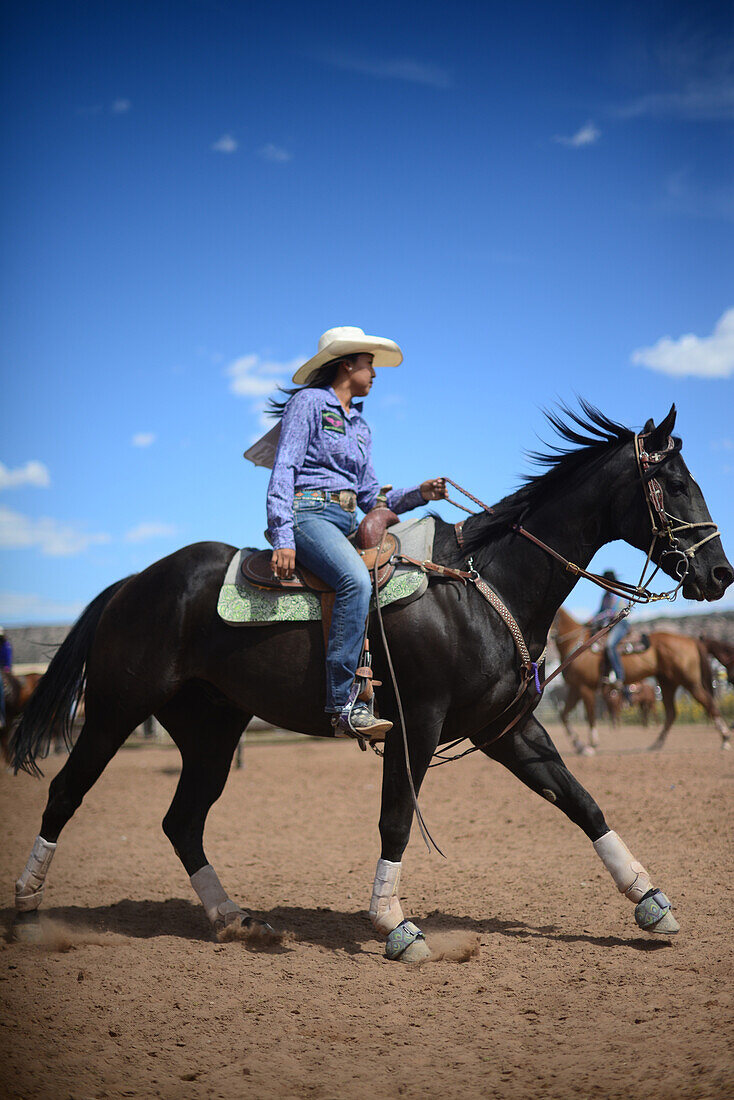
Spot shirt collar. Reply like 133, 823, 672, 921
325, 387, 363, 419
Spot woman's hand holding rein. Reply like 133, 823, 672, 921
420, 477, 447, 502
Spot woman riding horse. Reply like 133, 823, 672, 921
266, 326, 446, 741
590, 570, 630, 699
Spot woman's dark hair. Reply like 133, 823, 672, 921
266, 356, 358, 420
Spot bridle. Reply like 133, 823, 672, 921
631, 430, 721, 598
510, 430, 721, 606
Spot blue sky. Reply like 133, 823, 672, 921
1, 0, 733, 625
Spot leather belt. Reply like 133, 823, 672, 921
295, 489, 357, 513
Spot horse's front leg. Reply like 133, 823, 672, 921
482, 715, 680, 936
369, 705, 444, 962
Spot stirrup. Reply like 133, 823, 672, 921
331, 702, 393, 748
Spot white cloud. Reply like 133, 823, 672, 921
124, 521, 178, 543
617, 82, 734, 121
0, 591, 86, 624
226, 354, 301, 398
0, 461, 51, 490
327, 55, 451, 89
631, 308, 734, 378
111, 98, 131, 114
212, 133, 238, 153
554, 121, 601, 148
131, 432, 156, 448
661, 168, 734, 222
0, 507, 111, 556
258, 143, 292, 163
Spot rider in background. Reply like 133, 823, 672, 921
590, 572, 630, 698
0, 627, 12, 730
266, 326, 446, 742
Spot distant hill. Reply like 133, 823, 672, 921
635, 608, 734, 643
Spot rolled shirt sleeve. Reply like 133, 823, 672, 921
266, 394, 313, 549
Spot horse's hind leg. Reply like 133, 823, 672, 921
680, 680, 731, 749
482, 715, 679, 935
14, 700, 142, 935
156, 685, 259, 938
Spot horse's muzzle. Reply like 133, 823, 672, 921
683, 561, 734, 602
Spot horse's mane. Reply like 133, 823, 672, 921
452, 400, 679, 567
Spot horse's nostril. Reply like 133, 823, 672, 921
712, 565, 734, 590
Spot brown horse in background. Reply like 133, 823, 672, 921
553, 608, 730, 753
700, 636, 734, 688
1, 672, 43, 762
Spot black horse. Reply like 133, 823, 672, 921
11, 405, 732, 959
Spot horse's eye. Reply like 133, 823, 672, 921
668, 479, 687, 495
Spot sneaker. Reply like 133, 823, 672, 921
332, 703, 393, 743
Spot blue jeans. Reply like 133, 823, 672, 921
293, 499, 372, 712
605, 620, 629, 682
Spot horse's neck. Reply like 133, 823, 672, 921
482, 482, 608, 651
554, 610, 587, 657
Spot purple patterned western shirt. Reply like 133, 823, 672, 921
266, 387, 424, 549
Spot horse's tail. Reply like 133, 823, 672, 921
10, 577, 134, 777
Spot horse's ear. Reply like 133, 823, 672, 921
642, 418, 655, 433
646, 405, 677, 450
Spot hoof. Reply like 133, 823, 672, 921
401, 938, 432, 963
385, 919, 429, 962
11, 910, 43, 943
721, 740, 731, 752
646, 909, 680, 934
580, 745, 596, 757
215, 911, 283, 946
243, 916, 277, 936
648, 741, 664, 753
635, 890, 679, 935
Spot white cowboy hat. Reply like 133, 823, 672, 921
292, 326, 403, 385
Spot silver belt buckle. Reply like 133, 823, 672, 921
339, 490, 356, 512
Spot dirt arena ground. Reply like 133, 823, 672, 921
1, 720, 732, 1100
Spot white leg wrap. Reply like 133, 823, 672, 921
190, 864, 241, 927
369, 859, 405, 935
594, 830, 652, 903
15, 836, 57, 912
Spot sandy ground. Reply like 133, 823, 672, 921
0, 721, 732, 1100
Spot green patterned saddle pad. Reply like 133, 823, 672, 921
217, 516, 434, 626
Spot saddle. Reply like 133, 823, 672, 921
240, 533, 398, 594
239, 506, 400, 646
592, 632, 650, 656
